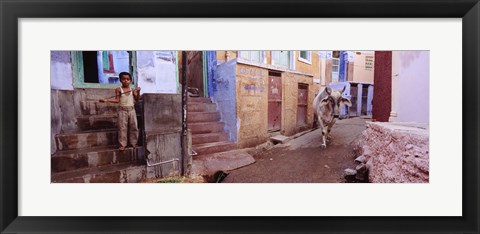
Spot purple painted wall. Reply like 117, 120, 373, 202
51, 51, 74, 90
211, 59, 238, 142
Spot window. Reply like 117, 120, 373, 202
298, 51, 312, 64
332, 58, 340, 82
239, 51, 263, 63
365, 55, 374, 71
271, 51, 291, 68
72, 51, 137, 88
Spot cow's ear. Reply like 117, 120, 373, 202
341, 97, 352, 107
325, 87, 331, 95
320, 98, 330, 106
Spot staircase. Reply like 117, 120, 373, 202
51, 101, 147, 183
187, 97, 237, 156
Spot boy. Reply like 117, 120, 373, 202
100, 72, 141, 151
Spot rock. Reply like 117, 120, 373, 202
355, 163, 368, 181
324, 165, 330, 169
354, 155, 366, 164
344, 168, 357, 176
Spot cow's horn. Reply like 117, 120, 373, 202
341, 86, 346, 94
326, 87, 331, 95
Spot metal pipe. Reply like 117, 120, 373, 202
180, 51, 187, 176
146, 158, 179, 167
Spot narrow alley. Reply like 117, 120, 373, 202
222, 117, 368, 183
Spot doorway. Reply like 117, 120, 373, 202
182, 51, 205, 97
268, 71, 282, 132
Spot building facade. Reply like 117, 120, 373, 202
50, 51, 188, 182
205, 51, 322, 148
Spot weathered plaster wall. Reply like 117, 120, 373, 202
212, 59, 239, 142
216, 51, 238, 63
51, 88, 114, 154
137, 51, 178, 94
51, 51, 74, 90
390, 51, 429, 123
347, 62, 354, 81
362, 122, 429, 183
352, 51, 375, 84
143, 94, 190, 177
236, 63, 269, 148
282, 73, 315, 136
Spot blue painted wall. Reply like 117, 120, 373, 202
211, 59, 238, 142
205, 51, 217, 97
339, 51, 349, 82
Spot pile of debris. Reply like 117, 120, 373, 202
344, 121, 429, 183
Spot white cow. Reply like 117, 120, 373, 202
313, 86, 352, 148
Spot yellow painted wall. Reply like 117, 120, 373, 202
294, 51, 320, 76
352, 51, 375, 84
325, 59, 333, 85
217, 51, 238, 63
235, 62, 318, 147
235, 64, 269, 148
281, 72, 315, 136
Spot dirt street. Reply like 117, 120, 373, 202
222, 117, 368, 183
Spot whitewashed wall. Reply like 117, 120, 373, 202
51, 51, 74, 90
390, 51, 429, 124
136, 51, 178, 94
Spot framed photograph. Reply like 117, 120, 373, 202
1, 0, 478, 233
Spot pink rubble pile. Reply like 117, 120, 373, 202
362, 122, 429, 183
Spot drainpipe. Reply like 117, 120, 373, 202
180, 51, 187, 176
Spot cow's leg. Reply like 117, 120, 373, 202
326, 118, 336, 141
321, 128, 328, 149
318, 115, 327, 149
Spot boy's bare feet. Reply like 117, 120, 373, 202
119, 146, 126, 151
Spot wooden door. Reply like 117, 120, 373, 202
268, 72, 282, 131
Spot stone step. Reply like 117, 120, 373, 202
193, 141, 237, 156
55, 129, 117, 151
51, 162, 149, 183
188, 122, 225, 134
77, 115, 118, 131
51, 146, 144, 173
192, 132, 229, 145
187, 112, 221, 123
80, 100, 120, 115
187, 97, 211, 103
187, 102, 217, 112
191, 149, 256, 179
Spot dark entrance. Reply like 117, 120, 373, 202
182, 51, 205, 97
268, 72, 282, 132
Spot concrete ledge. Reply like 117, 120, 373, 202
191, 149, 256, 178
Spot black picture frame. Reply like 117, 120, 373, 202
1, 0, 478, 233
